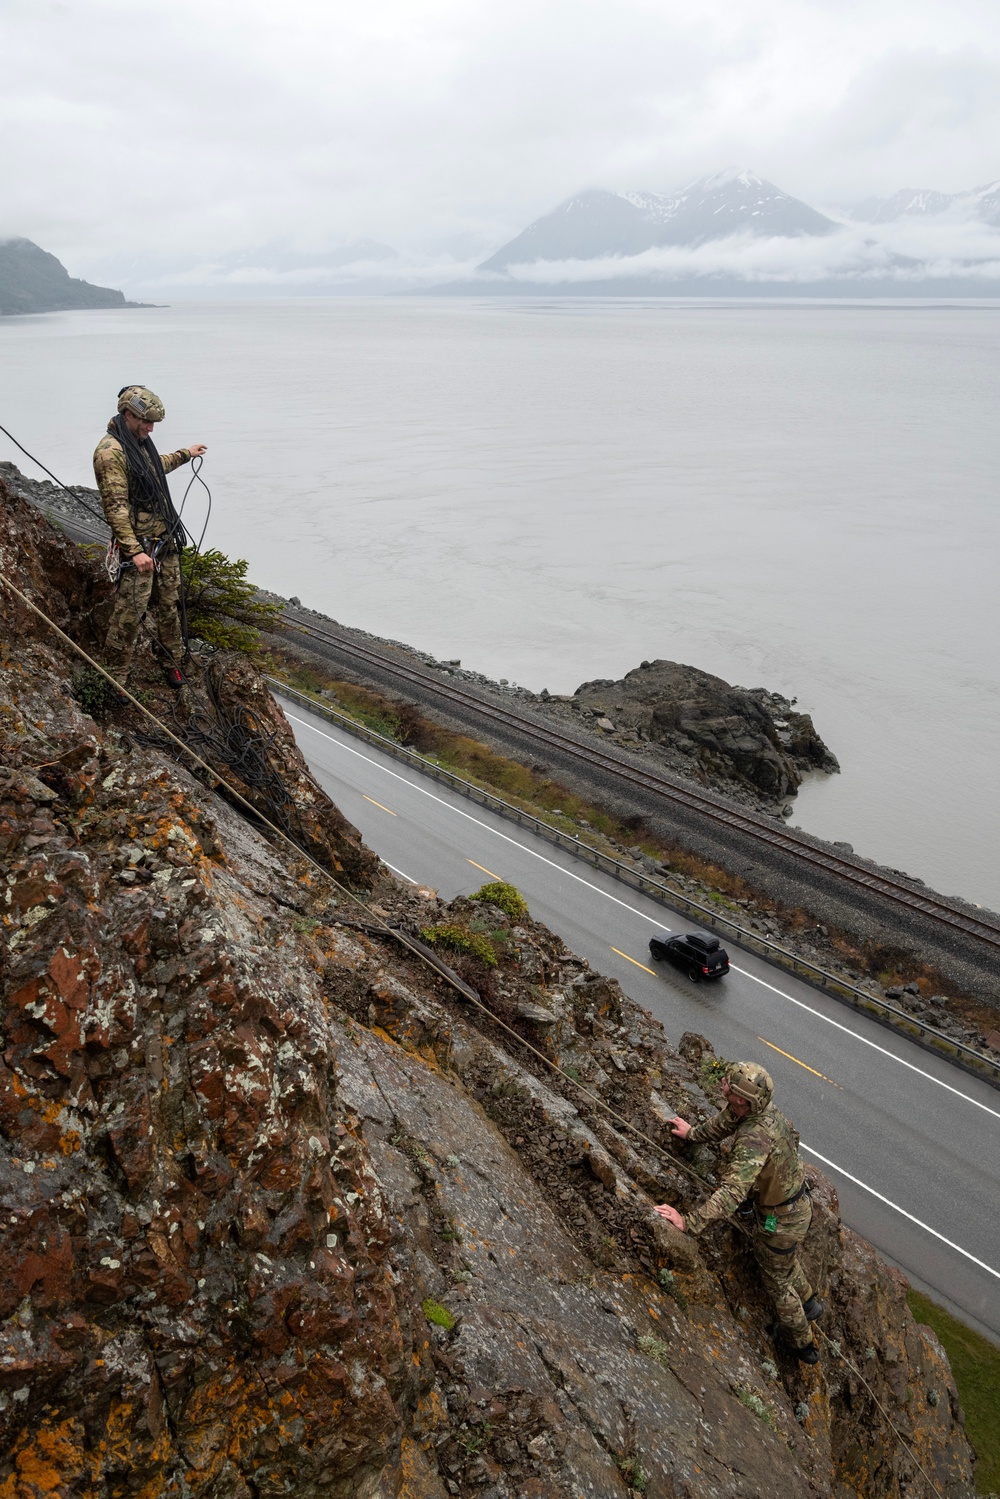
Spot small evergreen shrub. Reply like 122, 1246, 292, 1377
469, 881, 529, 919
180, 547, 282, 653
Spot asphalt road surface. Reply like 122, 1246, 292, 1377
279, 693, 1000, 1344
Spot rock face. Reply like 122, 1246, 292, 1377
571, 659, 838, 804
0, 482, 975, 1496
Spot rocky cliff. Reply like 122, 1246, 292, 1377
563, 660, 839, 808
0, 479, 975, 1497
0, 239, 132, 316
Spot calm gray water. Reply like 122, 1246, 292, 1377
2, 298, 998, 908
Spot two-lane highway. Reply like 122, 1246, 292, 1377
279, 694, 1000, 1342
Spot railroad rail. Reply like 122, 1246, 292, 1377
270, 677, 1000, 1091
39, 502, 1000, 958
282, 608, 1000, 956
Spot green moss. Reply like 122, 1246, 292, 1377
469, 880, 529, 919
422, 1298, 457, 1331
907, 1291, 1000, 1494
419, 923, 498, 968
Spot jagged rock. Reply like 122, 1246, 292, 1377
0, 479, 976, 1496
572, 660, 839, 805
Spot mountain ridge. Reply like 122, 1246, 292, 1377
479, 170, 837, 272
0, 237, 134, 315
852, 180, 1000, 226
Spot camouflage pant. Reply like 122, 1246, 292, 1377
752, 1195, 814, 1348
104, 551, 183, 682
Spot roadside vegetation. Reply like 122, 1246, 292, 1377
267, 645, 743, 884
265, 641, 991, 1030
907, 1291, 1000, 1494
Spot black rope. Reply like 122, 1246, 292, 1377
0, 419, 107, 524
109, 412, 189, 556
176, 453, 213, 555
138, 659, 300, 841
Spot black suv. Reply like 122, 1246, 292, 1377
649, 929, 730, 982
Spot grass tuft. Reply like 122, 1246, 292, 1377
907, 1290, 1000, 1494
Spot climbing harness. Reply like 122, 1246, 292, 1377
1, 417, 213, 659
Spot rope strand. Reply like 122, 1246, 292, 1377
0, 420, 107, 524
0, 567, 945, 1498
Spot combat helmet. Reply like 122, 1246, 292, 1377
727, 1061, 773, 1114
117, 385, 165, 422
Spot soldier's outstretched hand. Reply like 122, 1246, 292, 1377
189, 444, 207, 457
654, 1203, 686, 1232
670, 1115, 692, 1140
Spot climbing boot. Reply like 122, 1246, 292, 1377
803, 1297, 825, 1323
163, 666, 186, 690
767, 1324, 820, 1365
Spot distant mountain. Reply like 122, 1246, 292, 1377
479, 170, 836, 271
0, 238, 132, 315
204, 237, 400, 275
79, 237, 402, 299
852, 180, 1000, 227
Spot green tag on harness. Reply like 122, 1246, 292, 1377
764, 1213, 778, 1234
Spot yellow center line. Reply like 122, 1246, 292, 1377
758, 1037, 841, 1088
467, 859, 501, 880
611, 946, 657, 977
363, 795, 397, 816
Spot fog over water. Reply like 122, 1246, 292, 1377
1, 298, 997, 909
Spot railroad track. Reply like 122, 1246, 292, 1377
284, 608, 1000, 956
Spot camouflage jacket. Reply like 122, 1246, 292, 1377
93, 425, 191, 557
684, 1102, 806, 1235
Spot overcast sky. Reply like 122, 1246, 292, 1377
2, 0, 999, 269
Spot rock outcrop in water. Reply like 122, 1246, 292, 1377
566, 659, 839, 806
0, 478, 974, 1496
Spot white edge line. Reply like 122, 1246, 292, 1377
732, 966, 1000, 1121
381, 859, 417, 884
802, 1143, 1000, 1281
283, 706, 1000, 1122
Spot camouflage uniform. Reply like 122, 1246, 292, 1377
93, 423, 191, 682
686, 1101, 815, 1348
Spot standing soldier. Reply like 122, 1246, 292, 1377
655, 1063, 823, 1363
94, 385, 206, 689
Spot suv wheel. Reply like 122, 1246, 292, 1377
688, 966, 702, 983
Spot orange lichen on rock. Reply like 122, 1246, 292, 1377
0, 473, 979, 1498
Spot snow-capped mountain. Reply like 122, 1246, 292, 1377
853, 181, 1000, 228
478, 170, 836, 271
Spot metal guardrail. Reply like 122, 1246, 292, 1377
269, 677, 1000, 1093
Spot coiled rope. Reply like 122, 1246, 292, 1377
0, 569, 945, 1498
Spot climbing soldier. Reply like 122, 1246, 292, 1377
654, 1062, 823, 1363
94, 385, 206, 688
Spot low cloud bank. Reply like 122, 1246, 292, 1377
494, 218, 1000, 286
81, 213, 1000, 296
